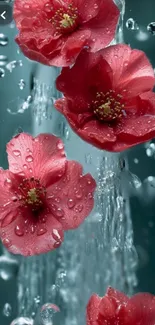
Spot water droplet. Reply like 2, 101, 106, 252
77, 204, 83, 212
63, 125, 70, 140
126, 18, 139, 30
15, 225, 24, 236
30, 224, 36, 234
52, 229, 62, 246
147, 22, 155, 35
40, 303, 60, 325
37, 227, 47, 236
0, 34, 8, 46
26, 155, 33, 162
0, 55, 8, 66
0, 255, 18, 280
57, 141, 64, 150
94, 3, 98, 9
3, 303, 12, 317
13, 150, 21, 157
85, 153, 92, 164
10, 317, 33, 325
0, 68, 5, 78
18, 79, 26, 90
75, 189, 82, 199
146, 142, 155, 157
12, 196, 18, 202
134, 158, 139, 164
4, 178, 12, 187
56, 208, 64, 218
129, 172, 142, 189
67, 198, 75, 209
2, 238, 12, 248
6, 60, 23, 73
44, 2, 53, 12
23, 164, 28, 169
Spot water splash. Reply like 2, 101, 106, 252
31, 78, 60, 126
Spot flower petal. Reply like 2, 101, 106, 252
106, 287, 129, 304
7, 133, 66, 187
76, 0, 101, 23
123, 293, 155, 325
100, 45, 155, 96
86, 294, 101, 325
73, 120, 117, 150
0, 170, 21, 224
83, 0, 119, 51
0, 211, 64, 256
116, 115, 155, 142
47, 160, 96, 230
61, 30, 91, 66
56, 50, 112, 99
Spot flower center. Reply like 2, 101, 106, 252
45, 3, 78, 35
17, 177, 46, 211
92, 90, 125, 122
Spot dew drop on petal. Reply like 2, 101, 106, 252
2, 238, 12, 248
56, 141, 64, 150
4, 178, 12, 187
52, 229, 63, 247
37, 227, 47, 236
25, 155, 33, 162
3, 303, 12, 317
77, 204, 83, 212
13, 150, 21, 157
67, 198, 75, 209
75, 189, 83, 199
55, 208, 64, 218
14, 225, 24, 236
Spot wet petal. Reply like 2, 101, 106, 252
47, 160, 96, 230
86, 294, 101, 325
7, 133, 66, 187
0, 211, 64, 256
83, 0, 119, 51
0, 170, 21, 224
75, 120, 117, 150
100, 45, 155, 95
116, 116, 155, 142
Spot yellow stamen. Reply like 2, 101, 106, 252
60, 14, 74, 28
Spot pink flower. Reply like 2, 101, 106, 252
13, 0, 119, 67
55, 45, 155, 151
87, 287, 155, 325
0, 133, 96, 256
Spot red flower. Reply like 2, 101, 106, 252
55, 45, 155, 152
87, 287, 155, 325
13, 0, 119, 67
0, 133, 96, 256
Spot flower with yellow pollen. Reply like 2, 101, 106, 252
49, 4, 78, 35
93, 91, 124, 122
60, 13, 75, 28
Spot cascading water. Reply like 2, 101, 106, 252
14, 1, 138, 323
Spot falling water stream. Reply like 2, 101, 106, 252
0, 0, 138, 324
